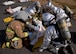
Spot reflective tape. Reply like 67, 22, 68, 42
24, 32, 28, 37
6, 27, 14, 33
6, 42, 10, 48
12, 37, 20, 41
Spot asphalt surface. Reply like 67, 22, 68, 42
0, 0, 76, 54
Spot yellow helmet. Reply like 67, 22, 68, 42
3, 16, 13, 23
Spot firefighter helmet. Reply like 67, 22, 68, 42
33, 1, 41, 7
26, 7, 36, 15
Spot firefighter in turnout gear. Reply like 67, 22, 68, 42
2, 18, 33, 49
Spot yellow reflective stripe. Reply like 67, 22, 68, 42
24, 32, 28, 37
12, 37, 20, 41
6, 27, 14, 33
6, 42, 10, 48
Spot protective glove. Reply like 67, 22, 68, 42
34, 26, 40, 31
24, 32, 29, 37
24, 32, 33, 37
26, 22, 35, 29
28, 32, 33, 37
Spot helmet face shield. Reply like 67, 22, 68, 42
42, 13, 55, 21
42, 13, 55, 26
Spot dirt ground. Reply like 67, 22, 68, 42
32, 0, 76, 19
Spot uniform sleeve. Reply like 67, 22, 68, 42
14, 25, 28, 38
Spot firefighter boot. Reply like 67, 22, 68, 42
1, 42, 10, 49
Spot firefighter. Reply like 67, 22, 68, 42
2, 18, 34, 49
45, 0, 71, 41
38, 13, 59, 53
5, 1, 41, 22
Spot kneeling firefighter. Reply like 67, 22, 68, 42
38, 13, 59, 53
2, 19, 33, 49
